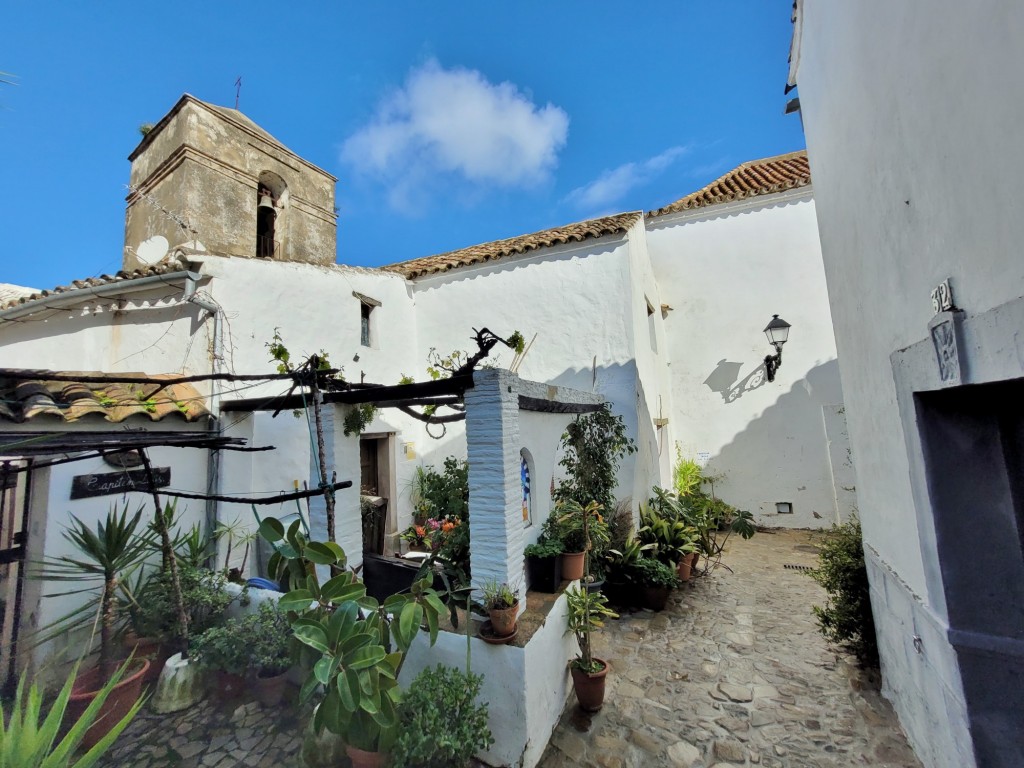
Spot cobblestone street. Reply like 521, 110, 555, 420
538, 529, 922, 768
96, 695, 304, 768
98, 529, 920, 767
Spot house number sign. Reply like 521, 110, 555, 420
930, 278, 954, 315
70, 467, 171, 499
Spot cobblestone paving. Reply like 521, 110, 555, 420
537, 529, 923, 768
98, 529, 921, 767
97, 696, 304, 768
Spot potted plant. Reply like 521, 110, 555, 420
524, 538, 563, 593
630, 557, 680, 611
481, 580, 519, 638
120, 563, 234, 684
401, 523, 432, 553
565, 585, 618, 711
35, 505, 154, 749
260, 516, 447, 768
604, 535, 655, 608
248, 603, 294, 706
190, 618, 250, 700
639, 491, 698, 582
392, 664, 494, 767
546, 500, 609, 581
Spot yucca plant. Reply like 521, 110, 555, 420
0, 662, 144, 768
34, 505, 154, 678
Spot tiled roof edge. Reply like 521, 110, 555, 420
382, 211, 642, 280
647, 150, 810, 218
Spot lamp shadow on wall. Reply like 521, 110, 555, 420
704, 359, 768, 404
703, 358, 844, 520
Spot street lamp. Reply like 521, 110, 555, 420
763, 314, 791, 382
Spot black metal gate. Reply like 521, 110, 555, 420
0, 460, 31, 694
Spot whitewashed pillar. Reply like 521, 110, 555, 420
466, 369, 526, 605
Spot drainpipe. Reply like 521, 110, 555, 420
186, 287, 224, 566
0, 270, 202, 322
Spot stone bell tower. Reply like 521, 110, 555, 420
123, 94, 337, 271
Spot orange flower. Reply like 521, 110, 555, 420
442, 521, 455, 533
415, 525, 426, 537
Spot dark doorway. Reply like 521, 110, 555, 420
359, 437, 390, 555
916, 378, 1024, 767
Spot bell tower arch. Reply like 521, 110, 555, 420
123, 94, 336, 271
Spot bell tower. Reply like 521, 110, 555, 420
123, 94, 337, 271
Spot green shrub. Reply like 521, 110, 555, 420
553, 405, 636, 513
392, 665, 494, 768
523, 538, 563, 559
127, 565, 234, 642
189, 619, 250, 676
808, 517, 878, 667
542, 500, 610, 554
248, 603, 293, 676
412, 458, 469, 521
628, 556, 680, 589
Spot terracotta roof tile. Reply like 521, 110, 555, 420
0, 372, 210, 424
0, 258, 191, 312
383, 212, 642, 280
647, 150, 810, 218
0, 284, 38, 305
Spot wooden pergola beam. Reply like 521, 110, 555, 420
517, 396, 605, 414
221, 375, 474, 413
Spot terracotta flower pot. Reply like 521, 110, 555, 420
641, 584, 671, 611
67, 659, 150, 749
253, 669, 289, 707
571, 658, 609, 712
489, 603, 519, 637
561, 551, 586, 581
215, 670, 247, 701
123, 631, 170, 684
676, 557, 692, 582
346, 744, 389, 768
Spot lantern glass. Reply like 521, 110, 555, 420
763, 315, 791, 346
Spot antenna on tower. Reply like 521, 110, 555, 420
234, 76, 242, 109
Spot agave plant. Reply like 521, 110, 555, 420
0, 662, 144, 768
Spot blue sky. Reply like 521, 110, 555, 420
2, 2, 803, 290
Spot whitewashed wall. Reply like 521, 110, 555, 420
624, 217, 675, 504
197, 256, 429, 562
410, 232, 656, 511
400, 591, 575, 768
646, 192, 850, 528
0, 285, 212, 383
795, 1, 1024, 765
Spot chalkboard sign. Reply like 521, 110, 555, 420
70, 468, 171, 500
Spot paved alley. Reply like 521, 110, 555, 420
537, 529, 922, 768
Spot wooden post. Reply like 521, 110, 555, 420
307, 357, 336, 543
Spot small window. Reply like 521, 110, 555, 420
353, 292, 381, 348
776, 502, 793, 515
360, 303, 372, 347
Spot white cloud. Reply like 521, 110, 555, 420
565, 146, 691, 211
342, 60, 569, 212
